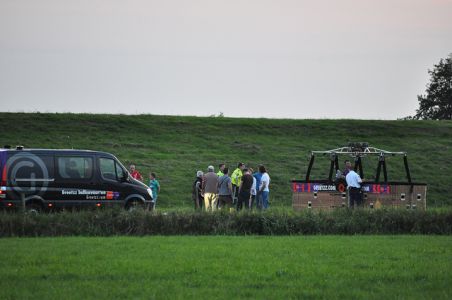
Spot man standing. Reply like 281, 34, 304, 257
129, 164, 143, 181
217, 167, 233, 210
231, 163, 244, 205
237, 169, 254, 211
346, 168, 363, 208
217, 163, 225, 177
202, 165, 219, 212
253, 167, 263, 209
259, 165, 271, 210
249, 168, 257, 210
192, 171, 204, 210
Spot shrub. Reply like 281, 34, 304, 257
0, 208, 451, 237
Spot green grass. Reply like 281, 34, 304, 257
1, 112, 452, 208
0, 236, 451, 299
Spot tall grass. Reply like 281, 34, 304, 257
1, 209, 451, 236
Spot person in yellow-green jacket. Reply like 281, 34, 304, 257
231, 162, 245, 205
216, 163, 225, 177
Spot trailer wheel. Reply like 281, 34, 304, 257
336, 178, 347, 193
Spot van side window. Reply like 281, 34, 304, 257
12, 154, 54, 179
57, 157, 93, 179
99, 158, 120, 181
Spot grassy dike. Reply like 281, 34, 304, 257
1, 112, 451, 208
1, 236, 451, 299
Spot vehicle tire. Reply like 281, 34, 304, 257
335, 178, 347, 193
26, 202, 43, 214
126, 199, 144, 212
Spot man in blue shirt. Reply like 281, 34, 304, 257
346, 169, 363, 208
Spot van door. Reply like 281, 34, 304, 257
97, 156, 129, 207
55, 155, 97, 208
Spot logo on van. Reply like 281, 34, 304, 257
62, 189, 120, 200
5, 152, 50, 196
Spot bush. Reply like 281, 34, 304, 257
0, 208, 451, 237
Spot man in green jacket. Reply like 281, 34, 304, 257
231, 162, 245, 206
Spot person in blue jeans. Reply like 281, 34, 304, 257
253, 167, 263, 209
258, 165, 270, 210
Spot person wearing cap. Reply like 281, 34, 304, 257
192, 171, 204, 210
231, 163, 245, 206
202, 165, 219, 211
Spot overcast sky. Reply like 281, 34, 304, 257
1, 0, 451, 119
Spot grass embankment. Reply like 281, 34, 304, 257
0, 236, 451, 299
1, 209, 452, 236
1, 112, 451, 208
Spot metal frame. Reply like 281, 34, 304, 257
306, 143, 412, 184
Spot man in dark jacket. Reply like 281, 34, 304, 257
192, 171, 204, 210
237, 169, 254, 211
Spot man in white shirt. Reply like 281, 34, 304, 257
346, 169, 363, 208
259, 165, 271, 210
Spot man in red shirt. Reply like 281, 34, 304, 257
129, 164, 143, 181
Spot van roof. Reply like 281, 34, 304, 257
0, 148, 115, 156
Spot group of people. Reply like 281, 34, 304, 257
126, 162, 272, 212
192, 163, 271, 212
128, 164, 160, 209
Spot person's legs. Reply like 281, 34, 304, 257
240, 191, 250, 210
237, 192, 244, 211
256, 192, 262, 210
226, 195, 233, 211
211, 194, 218, 211
348, 189, 354, 208
198, 196, 204, 210
249, 194, 255, 210
218, 196, 224, 209
348, 189, 360, 208
232, 185, 238, 206
204, 193, 212, 211
261, 191, 269, 209
355, 191, 363, 207
153, 196, 158, 210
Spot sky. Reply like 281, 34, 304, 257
1, 0, 451, 119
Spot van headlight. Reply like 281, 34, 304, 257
147, 188, 153, 199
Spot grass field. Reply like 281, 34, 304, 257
1, 113, 451, 208
0, 236, 451, 299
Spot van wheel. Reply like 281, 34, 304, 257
26, 202, 42, 214
126, 200, 144, 212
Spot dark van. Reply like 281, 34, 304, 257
0, 147, 153, 212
